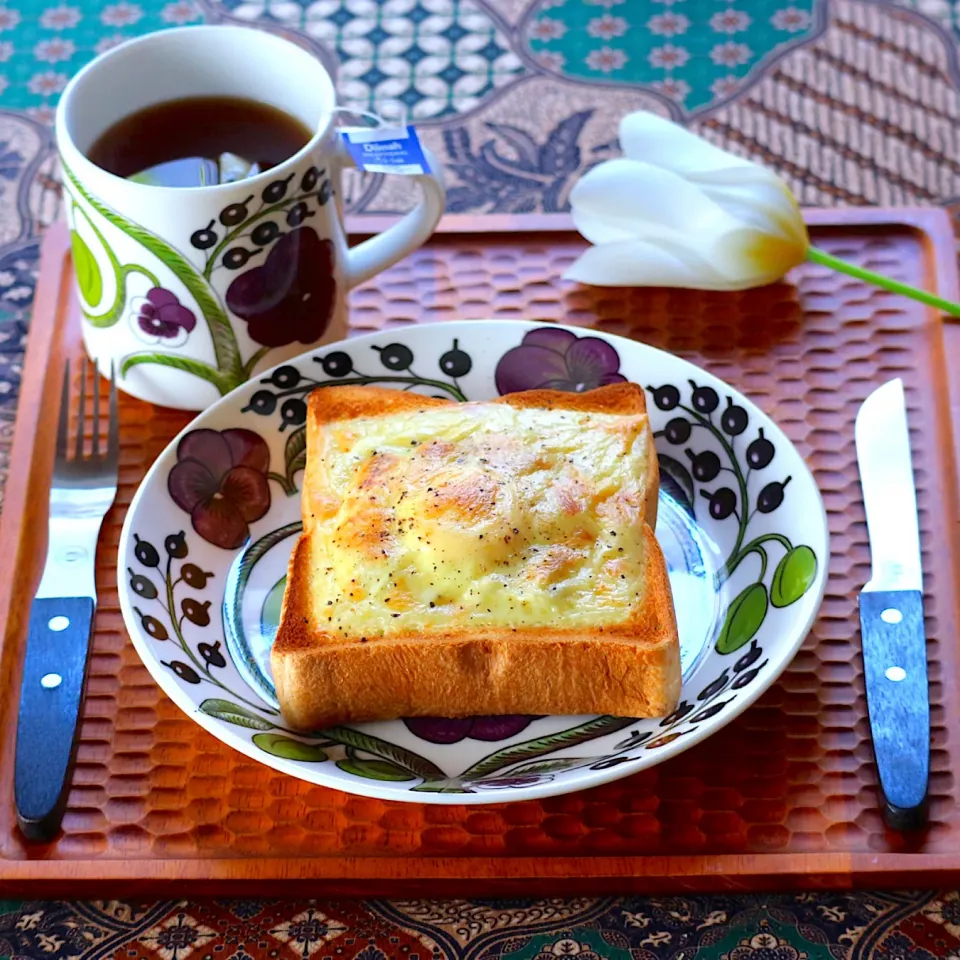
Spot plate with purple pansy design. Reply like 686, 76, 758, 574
118, 320, 828, 803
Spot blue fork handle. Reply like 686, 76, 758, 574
14, 596, 95, 842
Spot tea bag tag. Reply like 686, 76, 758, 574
339, 125, 429, 175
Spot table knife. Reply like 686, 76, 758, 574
854, 377, 929, 831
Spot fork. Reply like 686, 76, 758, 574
14, 357, 118, 842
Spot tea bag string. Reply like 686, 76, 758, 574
225, 107, 405, 185
330, 104, 409, 134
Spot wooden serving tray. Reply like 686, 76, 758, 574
1, 209, 960, 896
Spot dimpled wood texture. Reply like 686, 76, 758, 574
1, 209, 959, 896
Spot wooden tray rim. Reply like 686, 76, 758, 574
0, 207, 958, 895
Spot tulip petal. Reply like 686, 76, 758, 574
563, 222, 804, 290
616, 112, 808, 251
619, 111, 756, 176
714, 226, 805, 288
563, 239, 724, 288
693, 166, 808, 248
568, 112, 809, 292
570, 158, 734, 246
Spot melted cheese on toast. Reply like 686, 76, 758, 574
303, 402, 652, 639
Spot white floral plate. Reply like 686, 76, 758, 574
118, 320, 828, 804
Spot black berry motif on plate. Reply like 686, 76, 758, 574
242, 339, 472, 495
648, 377, 818, 654
128, 529, 268, 708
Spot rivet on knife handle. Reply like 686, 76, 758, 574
858, 589, 930, 831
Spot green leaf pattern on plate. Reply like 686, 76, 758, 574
252, 734, 329, 762
716, 583, 769, 655
772, 545, 819, 608
336, 759, 415, 781
199, 698, 275, 731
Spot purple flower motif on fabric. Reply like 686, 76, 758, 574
168, 428, 271, 550
494, 327, 626, 395
403, 715, 537, 744
131, 287, 197, 346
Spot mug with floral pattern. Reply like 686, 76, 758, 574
56, 24, 445, 410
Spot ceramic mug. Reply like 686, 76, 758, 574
56, 25, 446, 410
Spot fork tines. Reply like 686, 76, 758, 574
56, 357, 118, 467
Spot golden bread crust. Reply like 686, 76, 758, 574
273, 525, 679, 728
273, 382, 680, 728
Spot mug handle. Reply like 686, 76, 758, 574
338, 139, 446, 289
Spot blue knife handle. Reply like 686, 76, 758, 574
14, 596, 95, 842
858, 589, 930, 831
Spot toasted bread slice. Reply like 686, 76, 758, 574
272, 382, 680, 729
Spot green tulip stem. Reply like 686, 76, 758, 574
807, 246, 960, 317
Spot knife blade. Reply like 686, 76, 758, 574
854, 377, 929, 831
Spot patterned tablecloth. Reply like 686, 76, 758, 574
1, 0, 960, 956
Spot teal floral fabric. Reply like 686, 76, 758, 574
525, 0, 820, 113
0, 0, 203, 122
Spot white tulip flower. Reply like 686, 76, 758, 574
564, 110, 960, 315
